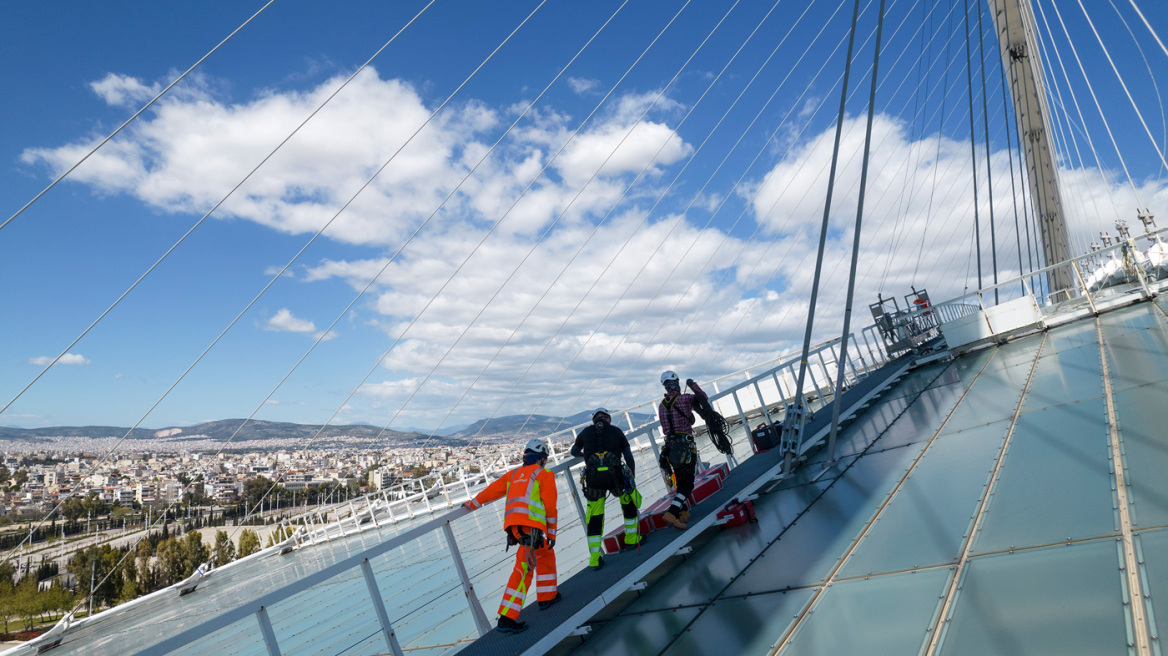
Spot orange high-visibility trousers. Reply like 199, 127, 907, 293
498, 544, 557, 620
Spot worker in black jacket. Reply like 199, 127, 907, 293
571, 408, 642, 570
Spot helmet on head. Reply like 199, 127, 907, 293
592, 407, 611, 423
660, 370, 679, 385
524, 439, 549, 458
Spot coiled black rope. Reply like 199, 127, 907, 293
693, 393, 733, 454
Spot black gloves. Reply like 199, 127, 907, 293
686, 378, 696, 389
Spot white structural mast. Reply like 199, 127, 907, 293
989, 0, 1074, 294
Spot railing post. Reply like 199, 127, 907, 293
422, 481, 434, 514
647, 427, 662, 465
751, 381, 774, 426
361, 559, 405, 656
442, 522, 493, 637
256, 606, 282, 656
732, 391, 750, 433
564, 468, 589, 534
771, 372, 788, 407
440, 477, 452, 508
1070, 261, 1099, 314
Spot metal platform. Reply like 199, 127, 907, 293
458, 353, 915, 656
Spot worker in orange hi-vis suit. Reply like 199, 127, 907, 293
462, 438, 560, 634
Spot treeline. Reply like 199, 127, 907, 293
0, 523, 295, 636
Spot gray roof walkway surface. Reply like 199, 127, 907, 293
538, 300, 1168, 655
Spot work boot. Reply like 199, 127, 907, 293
496, 617, 528, 634
662, 511, 687, 530
622, 532, 644, 551
678, 510, 691, 524
590, 555, 605, 571
538, 592, 562, 611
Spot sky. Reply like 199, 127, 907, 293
1, 0, 1166, 435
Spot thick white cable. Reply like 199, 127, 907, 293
1033, 0, 1122, 239
502, 0, 873, 436
601, 0, 939, 404
0, 0, 441, 419
1, 0, 277, 234
2, 0, 534, 557
1128, 0, 1168, 60
1107, 0, 1167, 181
192, 1, 635, 535
1045, 0, 1144, 206
1075, 0, 1168, 172
369, 0, 705, 441
418, 0, 799, 444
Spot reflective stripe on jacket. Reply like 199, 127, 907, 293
466, 463, 559, 538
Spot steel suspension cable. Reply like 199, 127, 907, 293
787, 0, 865, 471
1, 0, 534, 558
419, 0, 805, 445
368, 0, 736, 445
1075, 0, 1168, 174
995, 13, 1027, 294
175, 0, 635, 538
962, 0, 985, 295
1046, 0, 1145, 206
224, 0, 700, 528
0, 0, 278, 234
1107, 0, 1167, 182
976, 0, 1000, 303
829, 0, 889, 459
1127, 0, 1168, 60
0, 0, 442, 420
484, 0, 869, 440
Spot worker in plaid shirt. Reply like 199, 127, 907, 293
657, 370, 706, 529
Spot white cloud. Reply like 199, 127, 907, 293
89, 73, 162, 108
28, 353, 90, 366
265, 309, 316, 334
567, 77, 599, 95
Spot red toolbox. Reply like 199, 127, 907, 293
716, 499, 756, 528
602, 525, 627, 554
696, 463, 729, 484
639, 497, 673, 533
688, 469, 724, 505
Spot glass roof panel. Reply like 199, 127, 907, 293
1018, 343, 1103, 414
971, 397, 1116, 554
1111, 382, 1168, 527
839, 421, 1009, 577
661, 588, 815, 655
556, 608, 702, 656
940, 349, 1039, 435
722, 447, 919, 597
1134, 528, 1168, 644
1100, 305, 1168, 392
937, 539, 1129, 656
777, 567, 951, 656
620, 480, 828, 613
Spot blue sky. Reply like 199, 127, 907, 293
2, 0, 1165, 433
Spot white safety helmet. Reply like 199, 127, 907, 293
524, 438, 549, 457
660, 370, 679, 385
592, 407, 611, 423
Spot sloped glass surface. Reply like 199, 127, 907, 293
938, 539, 1129, 656
778, 567, 951, 656
1112, 383, 1168, 527
562, 607, 702, 656
164, 618, 271, 656
1100, 305, 1168, 392
1135, 529, 1168, 644
662, 588, 814, 655
971, 398, 1116, 554
839, 422, 1008, 577
987, 334, 1044, 370
940, 353, 1035, 435
1018, 343, 1103, 414
622, 481, 827, 612
723, 447, 919, 596
1042, 318, 1102, 354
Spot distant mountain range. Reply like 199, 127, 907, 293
0, 411, 658, 450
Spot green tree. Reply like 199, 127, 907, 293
180, 531, 208, 577
155, 538, 183, 587
212, 530, 235, 567
264, 525, 292, 548
236, 529, 261, 558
